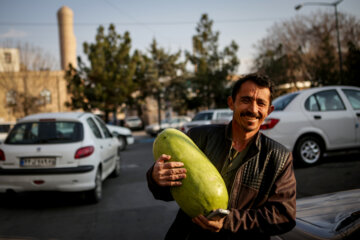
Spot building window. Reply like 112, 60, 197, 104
40, 89, 51, 104
6, 90, 16, 105
4, 52, 12, 64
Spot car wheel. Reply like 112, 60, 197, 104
117, 136, 127, 151
111, 156, 121, 178
294, 135, 323, 166
86, 168, 102, 203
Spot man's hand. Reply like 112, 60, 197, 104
152, 154, 187, 187
192, 215, 225, 232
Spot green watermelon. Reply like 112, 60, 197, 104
153, 128, 228, 218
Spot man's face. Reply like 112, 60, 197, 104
228, 81, 274, 134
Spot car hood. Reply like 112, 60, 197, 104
106, 125, 131, 135
295, 189, 360, 238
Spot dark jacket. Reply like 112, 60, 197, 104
146, 123, 296, 239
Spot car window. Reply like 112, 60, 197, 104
0, 124, 12, 133
87, 118, 102, 139
95, 117, 112, 138
305, 90, 345, 111
5, 121, 83, 144
170, 119, 180, 124
342, 89, 360, 110
193, 112, 213, 121
216, 111, 233, 119
273, 92, 299, 111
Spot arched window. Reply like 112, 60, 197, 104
6, 90, 16, 105
40, 89, 51, 104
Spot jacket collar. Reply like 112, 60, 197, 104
225, 121, 261, 158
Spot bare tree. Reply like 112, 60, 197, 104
253, 11, 360, 89
0, 41, 57, 119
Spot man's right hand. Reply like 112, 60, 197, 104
152, 154, 187, 187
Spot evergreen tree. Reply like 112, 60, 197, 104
186, 14, 239, 109
66, 24, 137, 122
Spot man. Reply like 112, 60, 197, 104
147, 73, 296, 239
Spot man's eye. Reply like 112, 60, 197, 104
258, 102, 267, 107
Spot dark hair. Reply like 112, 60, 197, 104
231, 73, 274, 103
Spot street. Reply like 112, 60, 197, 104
0, 131, 359, 240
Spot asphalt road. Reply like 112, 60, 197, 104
0, 131, 359, 240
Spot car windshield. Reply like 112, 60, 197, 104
273, 92, 299, 111
5, 121, 83, 144
192, 112, 213, 121
127, 117, 140, 122
161, 119, 171, 124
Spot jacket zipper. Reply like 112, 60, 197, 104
228, 166, 243, 208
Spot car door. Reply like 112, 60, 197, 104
341, 88, 360, 145
303, 89, 356, 149
86, 117, 109, 172
95, 117, 117, 177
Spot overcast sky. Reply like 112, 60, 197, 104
1, 0, 359, 73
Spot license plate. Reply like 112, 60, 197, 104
20, 157, 56, 167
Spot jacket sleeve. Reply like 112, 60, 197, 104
146, 164, 174, 201
223, 153, 296, 235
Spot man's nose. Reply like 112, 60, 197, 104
248, 101, 258, 113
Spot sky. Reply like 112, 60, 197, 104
1, 0, 360, 74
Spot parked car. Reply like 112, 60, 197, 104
272, 189, 360, 240
124, 116, 143, 130
106, 124, 134, 151
182, 109, 233, 133
261, 86, 360, 166
0, 112, 121, 203
145, 116, 191, 136
0, 122, 15, 143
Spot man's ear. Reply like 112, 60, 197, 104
227, 96, 234, 110
268, 105, 275, 115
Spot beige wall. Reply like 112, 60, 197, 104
0, 48, 20, 72
0, 70, 70, 122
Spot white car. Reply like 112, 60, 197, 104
106, 124, 135, 151
0, 112, 121, 203
124, 116, 143, 130
0, 122, 15, 143
261, 86, 360, 166
182, 109, 233, 133
145, 116, 191, 136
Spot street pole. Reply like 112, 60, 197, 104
334, 3, 344, 84
295, 0, 344, 84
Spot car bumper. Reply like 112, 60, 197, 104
0, 165, 96, 192
126, 136, 135, 145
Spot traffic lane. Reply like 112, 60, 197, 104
295, 151, 360, 198
0, 141, 178, 240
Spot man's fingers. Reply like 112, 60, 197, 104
192, 215, 224, 232
160, 168, 187, 175
156, 154, 171, 163
153, 154, 187, 187
159, 173, 187, 181
162, 161, 184, 169
158, 180, 183, 187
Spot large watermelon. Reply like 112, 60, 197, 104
153, 128, 228, 218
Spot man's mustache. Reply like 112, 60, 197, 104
240, 111, 261, 119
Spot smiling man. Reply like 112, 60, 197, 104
147, 73, 296, 240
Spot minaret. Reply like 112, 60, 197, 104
57, 6, 77, 70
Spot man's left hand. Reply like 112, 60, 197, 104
192, 215, 225, 232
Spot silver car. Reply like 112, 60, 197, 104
261, 86, 360, 166
273, 189, 360, 240
182, 109, 233, 133
145, 116, 191, 136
